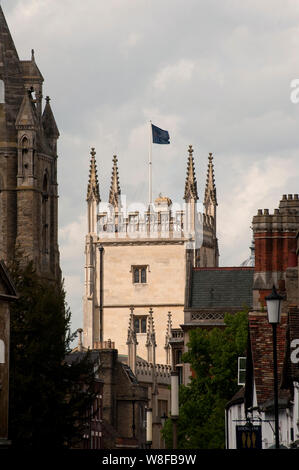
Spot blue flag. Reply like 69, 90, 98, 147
152, 124, 170, 144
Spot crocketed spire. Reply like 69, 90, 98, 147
165, 311, 172, 348
109, 155, 121, 208
127, 306, 138, 346
146, 307, 157, 348
204, 152, 217, 208
86, 147, 100, 203
184, 145, 199, 201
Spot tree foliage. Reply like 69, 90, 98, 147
8, 258, 96, 448
162, 311, 248, 449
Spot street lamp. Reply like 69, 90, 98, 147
265, 284, 283, 449
171, 372, 179, 449
146, 407, 152, 449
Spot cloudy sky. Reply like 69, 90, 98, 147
3, 0, 299, 336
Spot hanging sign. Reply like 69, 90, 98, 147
236, 425, 262, 449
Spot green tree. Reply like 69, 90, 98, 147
8, 259, 96, 448
162, 310, 248, 449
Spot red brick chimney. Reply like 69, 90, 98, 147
252, 194, 299, 310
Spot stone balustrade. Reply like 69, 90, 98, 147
135, 361, 171, 385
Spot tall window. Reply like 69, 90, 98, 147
238, 357, 246, 386
22, 136, 30, 178
133, 316, 147, 333
132, 266, 147, 284
42, 171, 49, 254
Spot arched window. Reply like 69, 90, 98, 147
43, 171, 48, 193
42, 171, 49, 254
0, 79, 4, 103
21, 136, 30, 178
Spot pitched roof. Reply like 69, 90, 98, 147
190, 267, 254, 310
0, 6, 20, 66
0, 6, 26, 141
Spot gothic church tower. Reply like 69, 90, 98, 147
83, 144, 219, 364
0, 7, 60, 280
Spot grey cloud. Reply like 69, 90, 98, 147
3, 0, 299, 335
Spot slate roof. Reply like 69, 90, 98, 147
190, 267, 254, 310
65, 349, 101, 366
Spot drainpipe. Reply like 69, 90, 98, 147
99, 245, 104, 344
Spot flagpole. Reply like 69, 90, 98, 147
149, 120, 152, 206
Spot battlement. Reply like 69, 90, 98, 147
135, 361, 171, 385
253, 194, 299, 233
251, 194, 299, 281
97, 206, 215, 239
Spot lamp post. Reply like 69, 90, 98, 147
171, 372, 179, 449
265, 285, 283, 449
146, 407, 152, 449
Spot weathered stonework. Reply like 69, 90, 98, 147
83, 147, 219, 364
0, 7, 60, 281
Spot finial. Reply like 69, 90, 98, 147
45, 96, 50, 104
87, 147, 100, 203
204, 152, 217, 209
31, 49, 35, 61
130, 305, 135, 314
109, 154, 121, 208
184, 144, 198, 201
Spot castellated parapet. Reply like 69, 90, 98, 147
97, 198, 215, 246
83, 146, 219, 364
252, 194, 299, 310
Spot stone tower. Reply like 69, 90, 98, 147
83, 145, 219, 363
0, 7, 60, 281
